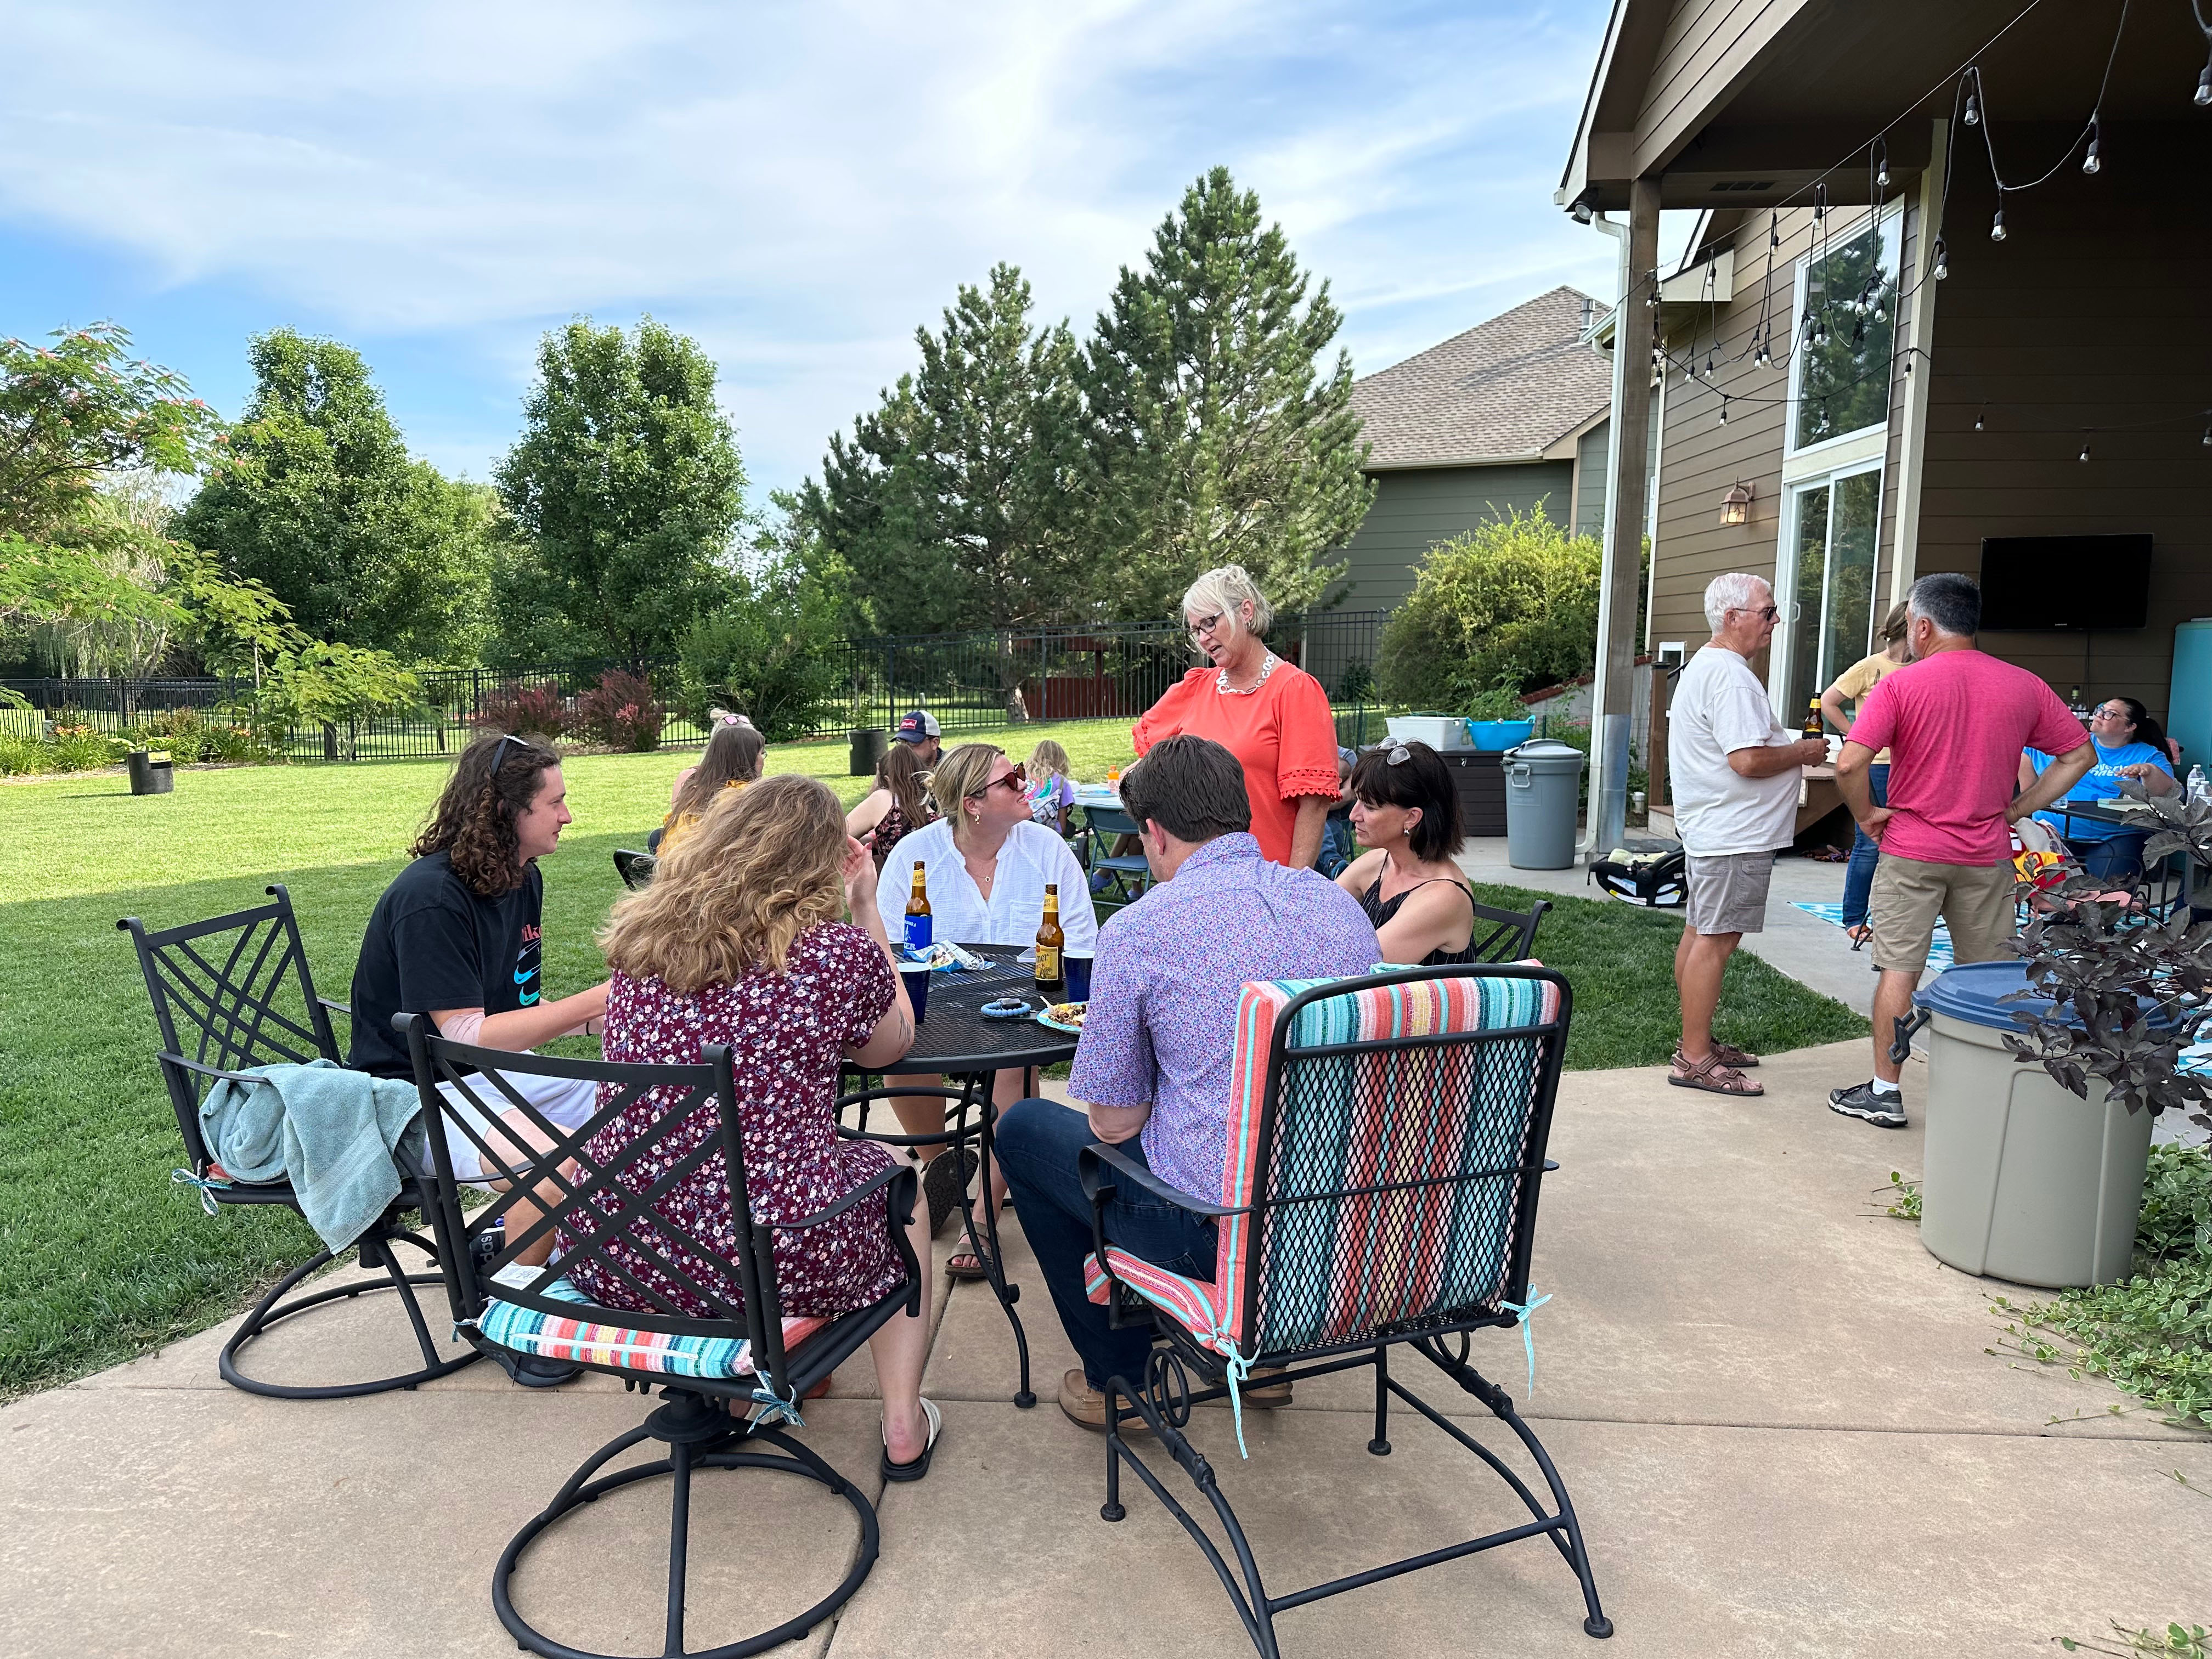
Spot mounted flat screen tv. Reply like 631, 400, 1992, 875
1978, 534, 2152, 630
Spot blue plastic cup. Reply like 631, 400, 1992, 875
898, 960, 932, 1023
1064, 950, 1094, 1003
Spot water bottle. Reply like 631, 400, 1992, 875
2190, 765, 2207, 804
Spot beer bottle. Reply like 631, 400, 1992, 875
1803, 697, 1824, 740
904, 862, 932, 954
1034, 884, 1065, 1001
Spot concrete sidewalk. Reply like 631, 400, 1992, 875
5, 1042, 2207, 1657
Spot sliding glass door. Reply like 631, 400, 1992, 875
1779, 464, 1882, 723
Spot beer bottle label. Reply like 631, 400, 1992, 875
904, 911, 933, 952
1035, 946, 1061, 980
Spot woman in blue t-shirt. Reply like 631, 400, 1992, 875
2021, 695, 2176, 881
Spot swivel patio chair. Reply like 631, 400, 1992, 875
401, 1017, 922, 1659
117, 884, 475, 1399
1080, 963, 1609, 1656
613, 847, 659, 890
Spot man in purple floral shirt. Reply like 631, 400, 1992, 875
995, 736, 1379, 1431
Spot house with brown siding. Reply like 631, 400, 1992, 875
1555, 0, 2212, 845
1338, 287, 1616, 610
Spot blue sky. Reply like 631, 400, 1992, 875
0, 0, 1666, 503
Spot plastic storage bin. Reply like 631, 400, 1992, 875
1503, 740, 1585, 870
1915, 961, 2160, 1288
1384, 715, 1472, 751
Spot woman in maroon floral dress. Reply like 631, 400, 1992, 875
574, 775, 940, 1477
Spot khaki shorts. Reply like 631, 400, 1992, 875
1685, 850, 1777, 936
1869, 855, 2016, 973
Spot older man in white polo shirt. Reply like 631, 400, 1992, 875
1666, 573, 1827, 1097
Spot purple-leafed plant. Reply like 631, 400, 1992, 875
2004, 782, 2212, 1134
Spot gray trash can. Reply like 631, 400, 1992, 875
1503, 740, 1585, 870
1915, 961, 2163, 1288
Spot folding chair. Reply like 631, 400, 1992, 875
613, 847, 659, 890
117, 884, 475, 1398
1081, 804, 1152, 907
402, 1018, 922, 1659
1081, 964, 1609, 1656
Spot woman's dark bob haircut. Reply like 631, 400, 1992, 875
1348, 739, 1465, 861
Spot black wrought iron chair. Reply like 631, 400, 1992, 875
116, 883, 475, 1398
613, 848, 659, 890
402, 1017, 922, 1659
1080, 963, 1609, 1656
1468, 895, 1548, 962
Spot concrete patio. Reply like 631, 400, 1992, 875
5, 1041, 2207, 1658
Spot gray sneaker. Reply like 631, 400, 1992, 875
1829, 1080, 1907, 1128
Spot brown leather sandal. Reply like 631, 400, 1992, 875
1667, 1048, 1764, 1096
1705, 1039, 1760, 1068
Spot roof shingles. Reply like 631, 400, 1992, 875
1351, 286, 1612, 470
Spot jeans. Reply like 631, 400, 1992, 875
993, 1098, 1216, 1390
1842, 763, 1890, 927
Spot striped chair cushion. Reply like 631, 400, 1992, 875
476, 1273, 825, 1379
1081, 1247, 1234, 1356
1082, 972, 1558, 1364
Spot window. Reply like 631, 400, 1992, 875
1778, 465, 1883, 722
1787, 209, 1901, 453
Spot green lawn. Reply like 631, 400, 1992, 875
0, 720, 1860, 1398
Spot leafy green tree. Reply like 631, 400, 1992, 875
794, 264, 1087, 640
1077, 167, 1372, 619
177, 330, 493, 663
676, 523, 851, 741
1, 323, 222, 544
496, 317, 746, 667
1374, 504, 1644, 710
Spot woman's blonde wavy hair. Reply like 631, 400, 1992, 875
600, 774, 849, 991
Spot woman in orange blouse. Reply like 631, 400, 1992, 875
1132, 565, 1342, 866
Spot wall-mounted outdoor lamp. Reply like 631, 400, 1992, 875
1719, 481, 1754, 527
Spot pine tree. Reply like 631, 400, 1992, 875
795, 263, 1086, 639
1077, 166, 1373, 620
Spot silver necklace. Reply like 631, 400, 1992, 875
1216, 651, 1280, 696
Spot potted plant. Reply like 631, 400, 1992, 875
1913, 783, 2211, 1287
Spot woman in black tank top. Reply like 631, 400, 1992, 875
1333, 740, 1479, 966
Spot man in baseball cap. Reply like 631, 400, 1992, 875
893, 709, 941, 764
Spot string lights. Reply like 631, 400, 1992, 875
1619, 0, 2208, 467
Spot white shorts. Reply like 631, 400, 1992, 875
421, 1069, 600, 1185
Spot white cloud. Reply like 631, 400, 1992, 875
0, 0, 1621, 492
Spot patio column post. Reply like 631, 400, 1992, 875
1588, 174, 1660, 860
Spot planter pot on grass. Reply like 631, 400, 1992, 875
1914, 960, 2162, 1288
848, 726, 888, 777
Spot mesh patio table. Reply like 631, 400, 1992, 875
844, 944, 1076, 1408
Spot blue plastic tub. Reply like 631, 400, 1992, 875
1466, 719, 1534, 751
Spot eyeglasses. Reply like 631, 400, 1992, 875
1187, 612, 1224, 640
2092, 705, 2131, 720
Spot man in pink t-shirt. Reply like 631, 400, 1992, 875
1828, 572, 2093, 1127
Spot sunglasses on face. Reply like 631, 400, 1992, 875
968, 771, 1025, 799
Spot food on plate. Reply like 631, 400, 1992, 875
1043, 1002, 1087, 1029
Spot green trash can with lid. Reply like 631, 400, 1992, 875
1503, 740, 1585, 870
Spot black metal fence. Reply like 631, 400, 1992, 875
1, 611, 1392, 763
